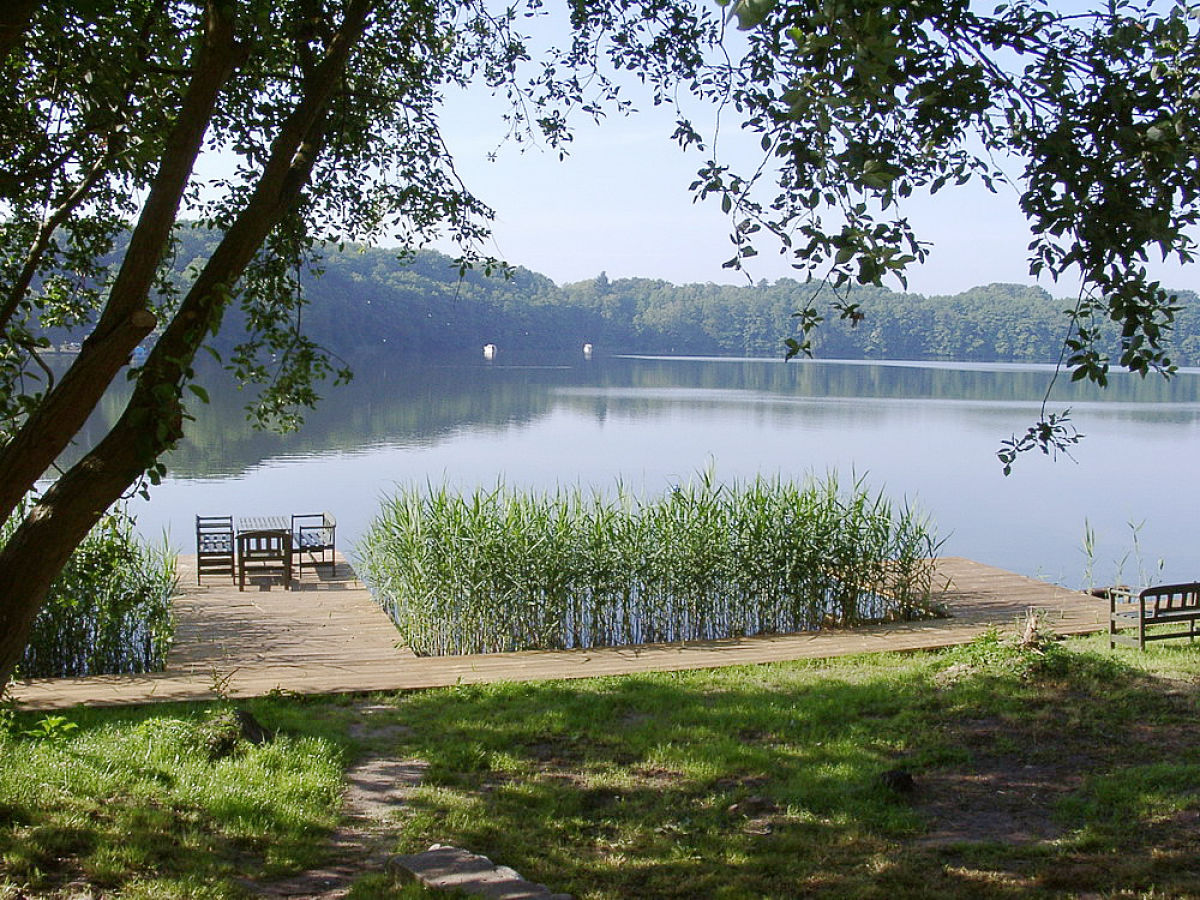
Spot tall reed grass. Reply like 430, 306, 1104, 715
4, 506, 177, 677
358, 473, 941, 656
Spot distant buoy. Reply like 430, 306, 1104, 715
582, 343, 593, 359
483, 343, 497, 360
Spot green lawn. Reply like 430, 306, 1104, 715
3, 629, 1200, 897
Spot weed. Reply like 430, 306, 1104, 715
20, 715, 78, 743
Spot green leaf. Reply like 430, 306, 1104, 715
733, 0, 777, 30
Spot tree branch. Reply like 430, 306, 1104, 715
146, 0, 372, 380
0, 0, 240, 525
0, 152, 115, 338
0, 0, 171, 336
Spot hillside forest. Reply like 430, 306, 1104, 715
60, 227, 1200, 366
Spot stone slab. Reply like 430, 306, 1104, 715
389, 844, 572, 899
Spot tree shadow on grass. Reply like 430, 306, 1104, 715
385, 643, 1200, 898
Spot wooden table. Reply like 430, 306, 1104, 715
236, 516, 293, 590
239, 515, 290, 533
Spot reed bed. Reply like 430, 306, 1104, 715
358, 473, 941, 656
5, 507, 177, 677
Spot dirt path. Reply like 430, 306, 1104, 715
253, 710, 428, 899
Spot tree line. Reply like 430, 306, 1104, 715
169, 232, 1200, 366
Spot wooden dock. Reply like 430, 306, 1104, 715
9, 556, 1109, 710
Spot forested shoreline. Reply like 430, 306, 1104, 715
57, 229, 1200, 366
286, 241, 1200, 365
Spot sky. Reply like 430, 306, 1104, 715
428, 33, 1197, 299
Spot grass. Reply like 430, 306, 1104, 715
3, 632, 1200, 897
372, 631, 1200, 898
0, 697, 360, 898
358, 472, 941, 656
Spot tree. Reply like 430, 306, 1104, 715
689, 0, 1200, 471
0, 0, 715, 685
3, 0, 1199, 685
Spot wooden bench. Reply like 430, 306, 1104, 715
1109, 582, 1200, 650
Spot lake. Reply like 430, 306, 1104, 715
93, 351, 1200, 590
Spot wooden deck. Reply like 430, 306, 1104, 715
9, 556, 1109, 710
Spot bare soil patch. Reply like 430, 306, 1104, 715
914, 760, 1079, 847
911, 683, 1200, 852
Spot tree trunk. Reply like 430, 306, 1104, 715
0, 1, 239, 526
0, 370, 189, 682
0, 432, 151, 681
0, 0, 376, 687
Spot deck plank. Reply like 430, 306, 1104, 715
9, 555, 1108, 710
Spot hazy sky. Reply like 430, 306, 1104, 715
433, 69, 1197, 298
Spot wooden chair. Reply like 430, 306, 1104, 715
196, 515, 235, 583
237, 529, 292, 591
292, 512, 336, 577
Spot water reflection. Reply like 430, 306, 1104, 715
55, 352, 1200, 590
65, 352, 1200, 476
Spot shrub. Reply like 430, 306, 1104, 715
6, 506, 177, 677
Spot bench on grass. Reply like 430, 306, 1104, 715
1109, 582, 1200, 650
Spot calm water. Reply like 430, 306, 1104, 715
90, 352, 1200, 590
